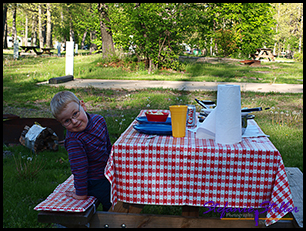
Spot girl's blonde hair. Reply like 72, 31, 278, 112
50, 91, 80, 119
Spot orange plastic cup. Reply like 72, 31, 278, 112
169, 105, 188, 138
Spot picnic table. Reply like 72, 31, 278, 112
41, 48, 53, 55
105, 110, 295, 227
35, 109, 300, 228
19, 46, 53, 56
251, 48, 276, 61
19, 46, 40, 55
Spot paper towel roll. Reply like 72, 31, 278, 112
215, 85, 241, 144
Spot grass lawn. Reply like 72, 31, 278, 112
3, 48, 303, 84
3, 50, 303, 227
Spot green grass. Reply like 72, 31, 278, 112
182, 61, 303, 84
3, 51, 303, 227
3, 145, 71, 228
3, 49, 303, 84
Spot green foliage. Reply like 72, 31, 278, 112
5, 3, 302, 70
293, 52, 303, 62
159, 47, 181, 71
138, 61, 146, 71
195, 3, 276, 57
214, 29, 240, 57
111, 3, 192, 72
272, 3, 303, 55
91, 38, 102, 53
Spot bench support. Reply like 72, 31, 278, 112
89, 211, 267, 228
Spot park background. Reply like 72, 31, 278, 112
3, 3, 303, 228
3, 3, 303, 64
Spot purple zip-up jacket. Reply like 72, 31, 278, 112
64, 113, 112, 196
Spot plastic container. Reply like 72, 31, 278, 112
145, 110, 169, 122
169, 105, 188, 138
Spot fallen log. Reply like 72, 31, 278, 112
239, 60, 261, 66
49, 75, 74, 84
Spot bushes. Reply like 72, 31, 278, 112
293, 52, 303, 62
214, 29, 240, 57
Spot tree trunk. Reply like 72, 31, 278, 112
24, 13, 28, 46
298, 4, 303, 53
148, 58, 154, 74
31, 14, 37, 46
3, 20, 8, 48
134, 3, 152, 73
65, 3, 74, 42
98, 3, 115, 59
89, 31, 97, 53
210, 38, 213, 56
213, 19, 218, 55
81, 30, 87, 49
12, 3, 17, 43
46, 3, 52, 47
273, 3, 280, 55
38, 4, 44, 50
3, 3, 8, 48
69, 21, 74, 42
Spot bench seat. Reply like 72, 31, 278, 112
285, 167, 303, 228
34, 174, 96, 213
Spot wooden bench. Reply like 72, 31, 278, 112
38, 200, 100, 228
19, 52, 36, 57
41, 48, 53, 55
285, 167, 303, 228
36, 167, 303, 228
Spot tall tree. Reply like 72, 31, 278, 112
97, 3, 115, 59
3, 3, 8, 48
31, 12, 37, 46
11, 3, 17, 43
38, 3, 44, 49
46, 3, 52, 47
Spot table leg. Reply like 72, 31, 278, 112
110, 201, 144, 214
254, 52, 260, 60
182, 206, 199, 217
267, 51, 275, 61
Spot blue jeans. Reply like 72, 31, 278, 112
88, 178, 112, 211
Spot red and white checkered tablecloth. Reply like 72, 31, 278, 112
34, 174, 96, 212
105, 110, 294, 226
